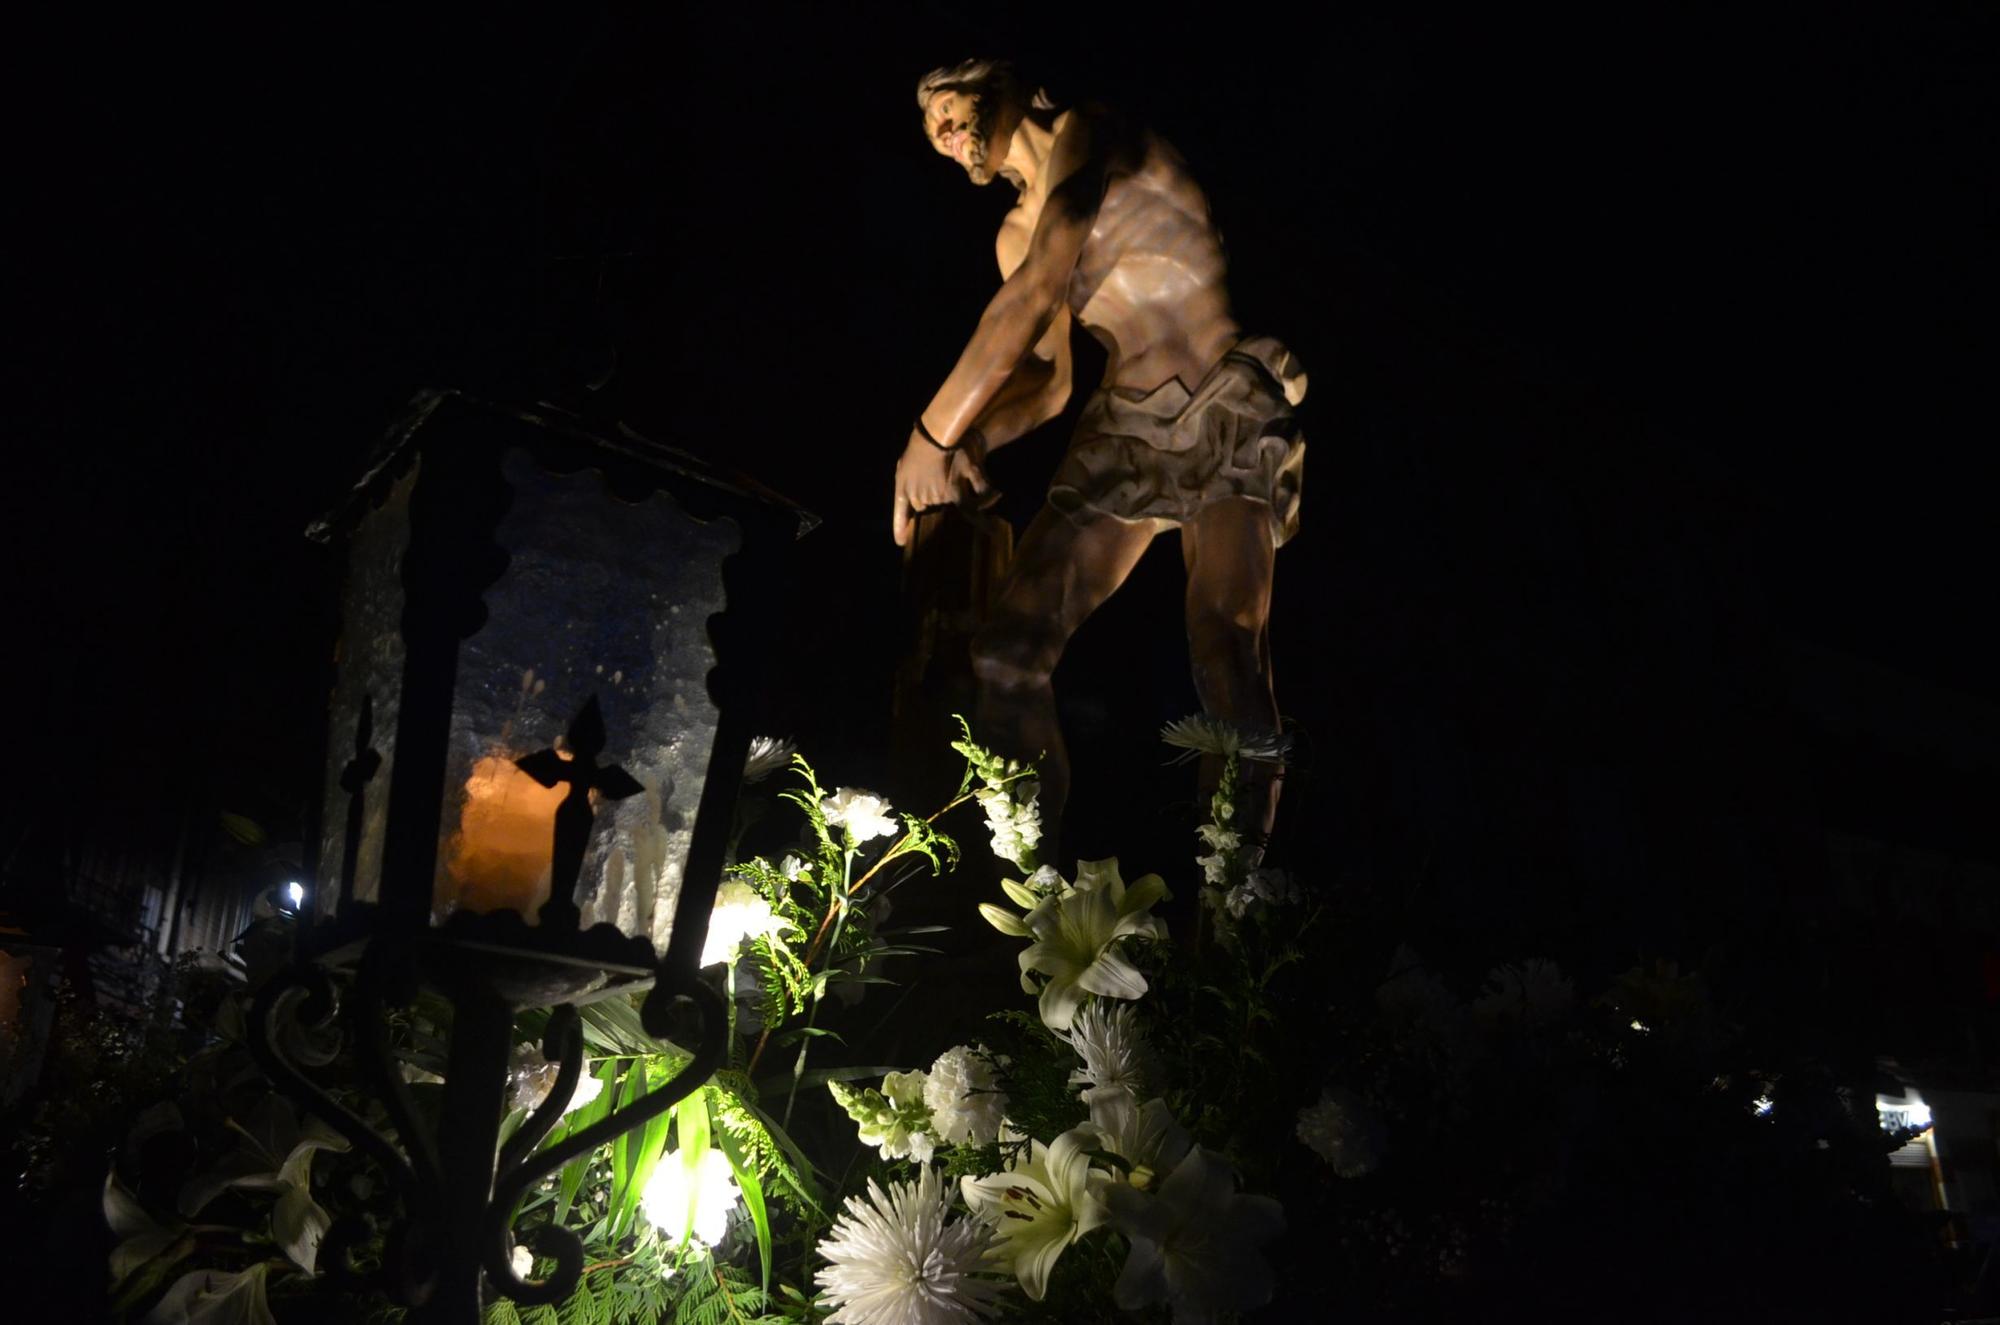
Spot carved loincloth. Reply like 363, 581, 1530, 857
1047, 334, 1307, 546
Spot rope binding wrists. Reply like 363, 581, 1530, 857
913, 415, 955, 452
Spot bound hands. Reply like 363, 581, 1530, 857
891, 427, 994, 547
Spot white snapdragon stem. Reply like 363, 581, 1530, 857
785, 845, 855, 1128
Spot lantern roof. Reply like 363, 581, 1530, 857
306, 389, 818, 545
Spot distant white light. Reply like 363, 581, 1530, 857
1752, 1095, 1775, 1117
285, 881, 305, 909
1876, 1092, 1933, 1133
1628, 1018, 1650, 1034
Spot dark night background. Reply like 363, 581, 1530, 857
6, 0, 1997, 1314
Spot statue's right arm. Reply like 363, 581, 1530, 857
965, 308, 1072, 455
912, 110, 1117, 451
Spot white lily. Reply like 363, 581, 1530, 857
1017, 859, 1168, 1032
1088, 1092, 1191, 1190
175, 1098, 349, 1274
960, 1126, 1109, 1300
1102, 1146, 1285, 1323
144, 1264, 276, 1325
105, 1170, 181, 1285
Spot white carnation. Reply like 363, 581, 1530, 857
700, 878, 793, 967
822, 788, 899, 845
924, 1045, 1008, 1146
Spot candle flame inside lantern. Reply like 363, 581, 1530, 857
443, 752, 569, 921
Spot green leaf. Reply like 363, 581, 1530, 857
714, 1105, 772, 1293
758, 1064, 905, 1095
724, 1092, 827, 1220
673, 1088, 711, 1250
580, 998, 680, 1057
774, 1025, 844, 1046
614, 1079, 676, 1243
607, 1062, 652, 1239
556, 1059, 619, 1224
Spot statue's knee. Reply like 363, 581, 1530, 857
971, 619, 1057, 690
1185, 608, 1262, 664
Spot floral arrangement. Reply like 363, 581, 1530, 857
88, 717, 1946, 1323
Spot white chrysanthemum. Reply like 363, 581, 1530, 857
1159, 714, 1291, 764
700, 878, 796, 967
823, 788, 900, 845
1472, 958, 1574, 1028
742, 734, 797, 784
924, 1046, 1008, 1146
1296, 1087, 1386, 1178
815, 1165, 1002, 1325
640, 1148, 741, 1248
1065, 1002, 1153, 1105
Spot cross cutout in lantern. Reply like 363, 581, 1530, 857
337, 693, 383, 905
514, 694, 645, 932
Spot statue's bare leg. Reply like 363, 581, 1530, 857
1181, 497, 1282, 840
972, 505, 1158, 852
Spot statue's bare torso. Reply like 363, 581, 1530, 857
897, 72, 1290, 851
996, 113, 1241, 396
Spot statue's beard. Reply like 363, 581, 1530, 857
963, 95, 1000, 185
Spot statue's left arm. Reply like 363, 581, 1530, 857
893, 112, 1120, 546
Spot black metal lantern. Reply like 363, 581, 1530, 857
249, 391, 810, 1321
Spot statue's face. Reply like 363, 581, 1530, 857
923, 85, 1005, 186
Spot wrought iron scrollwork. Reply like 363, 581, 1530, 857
247, 957, 728, 1314
246, 964, 424, 1200
482, 978, 727, 1305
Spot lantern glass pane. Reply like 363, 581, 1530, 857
315, 465, 417, 914
434, 448, 739, 954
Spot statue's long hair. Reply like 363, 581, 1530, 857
914, 58, 1062, 124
